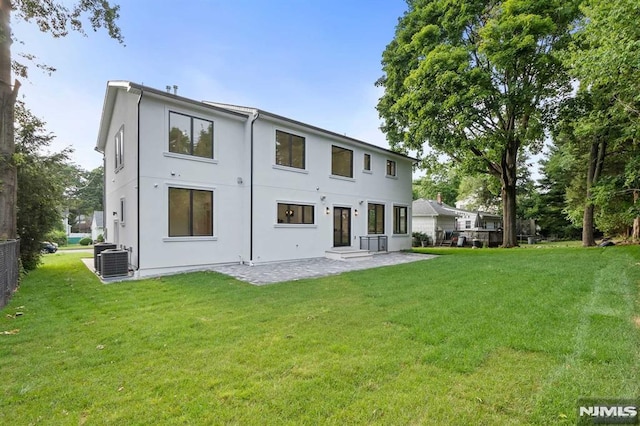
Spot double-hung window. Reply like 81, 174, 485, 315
368, 203, 385, 234
169, 112, 214, 159
275, 130, 305, 169
168, 188, 213, 237
363, 153, 371, 171
277, 203, 314, 224
386, 160, 397, 177
393, 205, 408, 234
331, 145, 353, 178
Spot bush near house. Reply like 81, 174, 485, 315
78, 237, 92, 246
44, 230, 67, 247
96, 234, 104, 243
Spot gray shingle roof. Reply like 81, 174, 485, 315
412, 198, 459, 217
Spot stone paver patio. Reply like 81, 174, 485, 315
210, 252, 437, 285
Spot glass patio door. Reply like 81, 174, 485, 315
333, 207, 351, 247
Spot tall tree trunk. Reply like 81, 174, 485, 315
632, 189, 640, 242
500, 140, 518, 247
582, 139, 606, 247
0, 0, 19, 240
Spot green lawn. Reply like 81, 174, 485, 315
1, 247, 639, 424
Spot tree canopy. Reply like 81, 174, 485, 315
377, 0, 581, 246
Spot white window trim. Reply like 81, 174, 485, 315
163, 151, 219, 164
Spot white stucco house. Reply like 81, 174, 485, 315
95, 81, 415, 278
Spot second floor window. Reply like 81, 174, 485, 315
386, 160, 396, 177
364, 153, 371, 171
169, 112, 214, 159
276, 130, 305, 169
114, 126, 124, 171
331, 145, 353, 178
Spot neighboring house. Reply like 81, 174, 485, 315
91, 211, 104, 242
412, 195, 503, 247
95, 81, 415, 278
411, 197, 458, 245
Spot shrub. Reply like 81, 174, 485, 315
78, 237, 93, 246
44, 229, 68, 247
96, 234, 105, 243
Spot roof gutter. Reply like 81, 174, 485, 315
135, 87, 143, 271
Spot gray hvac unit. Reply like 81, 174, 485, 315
100, 249, 129, 278
94, 243, 117, 272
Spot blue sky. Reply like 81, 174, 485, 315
13, 1, 409, 171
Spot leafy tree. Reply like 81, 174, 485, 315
565, 0, 640, 242
0, 0, 122, 240
412, 161, 461, 204
529, 145, 580, 239
377, 0, 580, 247
14, 101, 70, 269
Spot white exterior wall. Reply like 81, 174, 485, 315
412, 216, 457, 243
103, 90, 139, 264
250, 117, 412, 263
135, 94, 249, 276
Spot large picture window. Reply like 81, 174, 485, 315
393, 205, 407, 234
169, 188, 213, 237
331, 145, 353, 178
276, 130, 305, 169
169, 112, 213, 159
368, 203, 385, 234
277, 203, 314, 224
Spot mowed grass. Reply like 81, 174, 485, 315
1, 246, 639, 425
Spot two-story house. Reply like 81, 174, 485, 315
96, 81, 415, 278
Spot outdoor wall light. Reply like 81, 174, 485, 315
354, 209, 359, 216
112, 212, 118, 216
325, 207, 330, 215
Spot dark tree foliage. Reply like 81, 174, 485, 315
377, 0, 581, 246
15, 101, 70, 269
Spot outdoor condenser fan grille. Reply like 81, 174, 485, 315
100, 249, 129, 278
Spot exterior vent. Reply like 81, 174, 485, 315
94, 243, 117, 272
100, 249, 129, 278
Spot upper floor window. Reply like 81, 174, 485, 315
276, 130, 305, 169
277, 203, 314, 224
363, 153, 371, 171
368, 203, 385, 234
386, 160, 396, 177
331, 145, 353, 178
169, 187, 213, 237
169, 112, 213, 159
393, 205, 408, 234
115, 126, 124, 171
